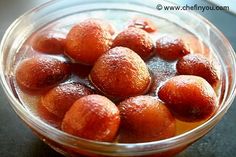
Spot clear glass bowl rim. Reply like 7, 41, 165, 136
0, 0, 236, 156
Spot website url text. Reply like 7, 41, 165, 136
156, 4, 229, 12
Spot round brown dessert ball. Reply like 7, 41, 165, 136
41, 82, 92, 120
90, 47, 151, 99
158, 75, 218, 122
97, 18, 116, 35
112, 27, 154, 59
156, 36, 190, 61
182, 34, 210, 58
37, 101, 62, 129
32, 32, 65, 54
61, 94, 120, 142
118, 95, 176, 143
65, 19, 113, 65
15, 57, 70, 93
128, 17, 157, 33
82, 18, 116, 35
176, 54, 220, 86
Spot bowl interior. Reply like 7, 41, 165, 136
0, 0, 236, 156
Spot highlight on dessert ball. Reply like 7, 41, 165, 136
14, 14, 221, 146
89, 46, 151, 99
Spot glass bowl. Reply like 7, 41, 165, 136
0, 0, 236, 156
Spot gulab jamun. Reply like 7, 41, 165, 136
61, 94, 120, 142
65, 19, 113, 65
37, 101, 62, 128
158, 75, 218, 122
128, 17, 157, 33
41, 82, 92, 120
182, 35, 210, 58
90, 47, 151, 99
112, 27, 154, 59
15, 57, 70, 93
83, 18, 116, 35
118, 95, 176, 143
97, 18, 116, 35
176, 54, 220, 86
32, 32, 65, 54
156, 36, 190, 61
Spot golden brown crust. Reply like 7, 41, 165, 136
90, 47, 151, 99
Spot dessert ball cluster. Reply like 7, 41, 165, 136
15, 18, 220, 143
